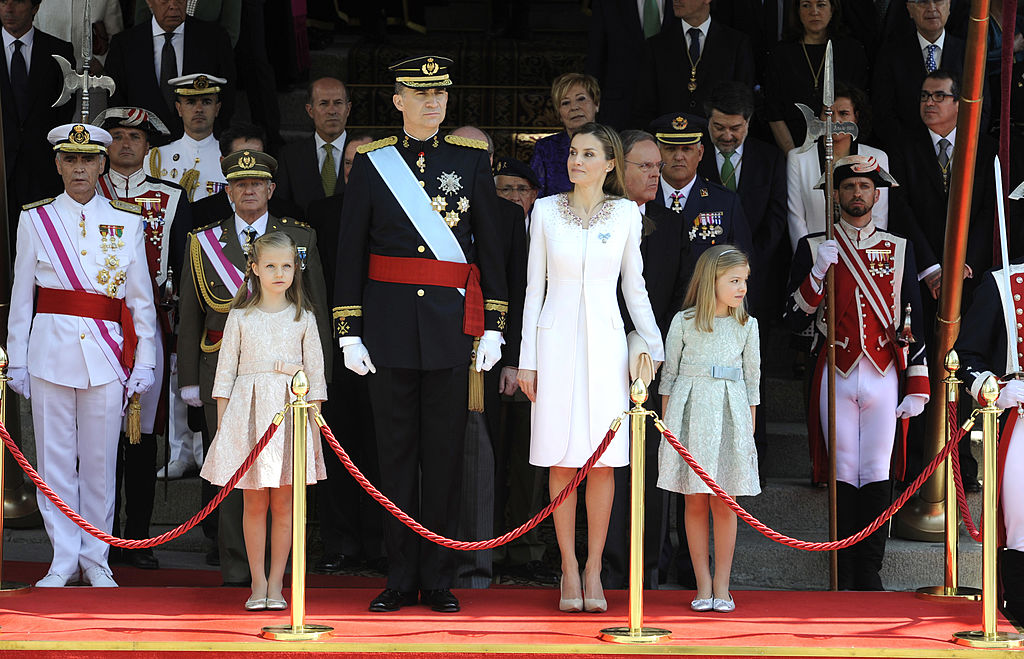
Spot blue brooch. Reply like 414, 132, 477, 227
598, 232, 611, 244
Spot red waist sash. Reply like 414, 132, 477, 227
36, 287, 137, 370
368, 254, 483, 336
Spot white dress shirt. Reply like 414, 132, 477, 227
928, 126, 956, 159
151, 16, 184, 82
659, 174, 698, 210
681, 15, 712, 57
2, 27, 34, 75
917, 29, 946, 69
715, 142, 745, 188
234, 211, 269, 244
314, 130, 347, 182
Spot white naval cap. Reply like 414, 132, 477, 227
168, 73, 228, 96
47, 123, 112, 154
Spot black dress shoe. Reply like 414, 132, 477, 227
420, 588, 460, 613
369, 588, 418, 612
124, 548, 160, 570
313, 552, 350, 574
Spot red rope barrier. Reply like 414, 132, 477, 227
317, 413, 621, 550
0, 415, 281, 549
659, 401, 970, 551
949, 400, 983, 542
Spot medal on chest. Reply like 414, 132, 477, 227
689, 211, 724, 242
96, 224, 127, 297
866, 248, 894, 277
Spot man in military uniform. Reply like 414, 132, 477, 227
954, 257, 1024, 624
648, 112, 753, 261
334, 56, 507, 613
178, 149, 330, 585
7, 123, 158, 587
784, 155, 929, 590
94, 106, 194, 570
148, 74, 228, 203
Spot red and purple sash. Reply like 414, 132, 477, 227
196, 226, 245, 297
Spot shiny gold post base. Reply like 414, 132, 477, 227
598, 626, 672, 644
259, 623, 333, 641
916, 585, 981, 602
952, 630, 1024, 648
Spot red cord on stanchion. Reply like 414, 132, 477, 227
316, 412, 622, 550
656, 400, 970, 552
0, 413, 283, 549
949, 400, 983, 542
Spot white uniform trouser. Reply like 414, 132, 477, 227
819, 360, 898, 488
31, 376, 123, 576
167, 354, 203, 466
1003, 419, 1024, 551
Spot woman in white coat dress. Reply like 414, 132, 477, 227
518, 123, 664, 613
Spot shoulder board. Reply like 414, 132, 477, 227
279, 217, 311, 229
22, 198, 55, 210
190, 221, 221, 235
357, 136, 398, 154
445, 134, 488, 150
110, 199, 142, 214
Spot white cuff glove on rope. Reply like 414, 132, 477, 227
126, 366, 155, 397
180, 385, 202, 408
8, 366, 29, 399
996, 380, 1024, 409
475, 330, 502, 372
895, 394, 927, 419
343, 342, 376, 376
811, 240, 839, 282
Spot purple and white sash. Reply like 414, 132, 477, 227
196, 226, 245, 297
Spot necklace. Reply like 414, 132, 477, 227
801, 41, 826, 93
685, 31, 703, 92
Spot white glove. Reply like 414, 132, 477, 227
475, 331, 502, 372
811, 240, 840, 281
126, 366, 155, 397
895, 394, 927, 419
343, 342, 376, 376
180, 385, 203, 408
7, 366, 29, 399
996, 380, 1024, 409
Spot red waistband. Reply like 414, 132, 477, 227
368, 254, 483, 337
36, 288, 137, 370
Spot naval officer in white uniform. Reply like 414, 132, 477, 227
7, 123, 158, 587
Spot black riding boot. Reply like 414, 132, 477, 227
836, 481, 859, 590
855, 480, 892, 591
1000, 548, 1024, 625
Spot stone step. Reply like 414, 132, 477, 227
763, 421, 812, 479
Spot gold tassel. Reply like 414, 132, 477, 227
468, 338, 484, 413
179, 167, 200, 202
127, 393, 142, 444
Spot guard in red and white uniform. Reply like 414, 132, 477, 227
6, 123, 158, 587
94, 106, 194, 570
784, 155, 929, 590
954, 257, 1024, 623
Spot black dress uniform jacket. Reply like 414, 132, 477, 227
333, 134, 508, 370
653, 176, 754, 262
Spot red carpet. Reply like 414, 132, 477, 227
0, 586, 1018, 657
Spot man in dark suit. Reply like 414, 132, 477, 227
711, 0, 788, 85
633, 0, 754, 125
275, 77, 351, 216
698, 81, 786, 477
0, 0, 74, 245
585, 0, 678, 130
871, 0, 965, 151
649, 112, 753, 259
887, 69, 994, 489
605, 129, 693, 590
105, 0, 235, 138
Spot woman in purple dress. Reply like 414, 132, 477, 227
530, 73, 601, 198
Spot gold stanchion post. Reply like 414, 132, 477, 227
953, 376, 1024, 648
918, 350, 981, 602
600, 378, 671, 644
261, 371, 333, 641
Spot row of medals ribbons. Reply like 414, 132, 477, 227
97, 224, 127, 297
689, 211, 724, 241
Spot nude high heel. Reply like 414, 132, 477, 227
558, 573, 583, 612
583, 572, 607, 613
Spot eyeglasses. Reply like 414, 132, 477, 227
625, 160, 665, 173
496, 185, 535, 195
920, 90, 955, 102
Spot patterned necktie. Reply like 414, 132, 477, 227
643, 0, 660, 38
925, 43, 938, 73
243, 226, 257, 254
160, 32, 177, 111
721, 152, 737, 191
687, 27, 702, 64
321, 143, 337, 196
937, 137, 951, 191
10, 39, 29, 123
670, 191, 683, 213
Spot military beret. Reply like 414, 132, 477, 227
648, 113, 705, 146
493, 158, 540, 189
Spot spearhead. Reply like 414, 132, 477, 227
822, 40, 834, 108
81, 0, 93, 65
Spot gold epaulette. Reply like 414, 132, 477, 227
110, 199, 142, 214
279, 217, 311, 229
357, 136, 399, 154
190, 221, 221, 235
22, 198, 54, 210
445, 134, 488, 150
148, 149, 161, 177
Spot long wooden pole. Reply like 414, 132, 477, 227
823, 97, 838, 593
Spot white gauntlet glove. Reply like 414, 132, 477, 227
180, 385, 203, 408
126, 366, 155, 397
475, 331, 502, 372
996, 380, 1024, 409
811, 240, 840, 281
343, 342, 376, 376
895, 394, 927, 419
7, 367, 29, 399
